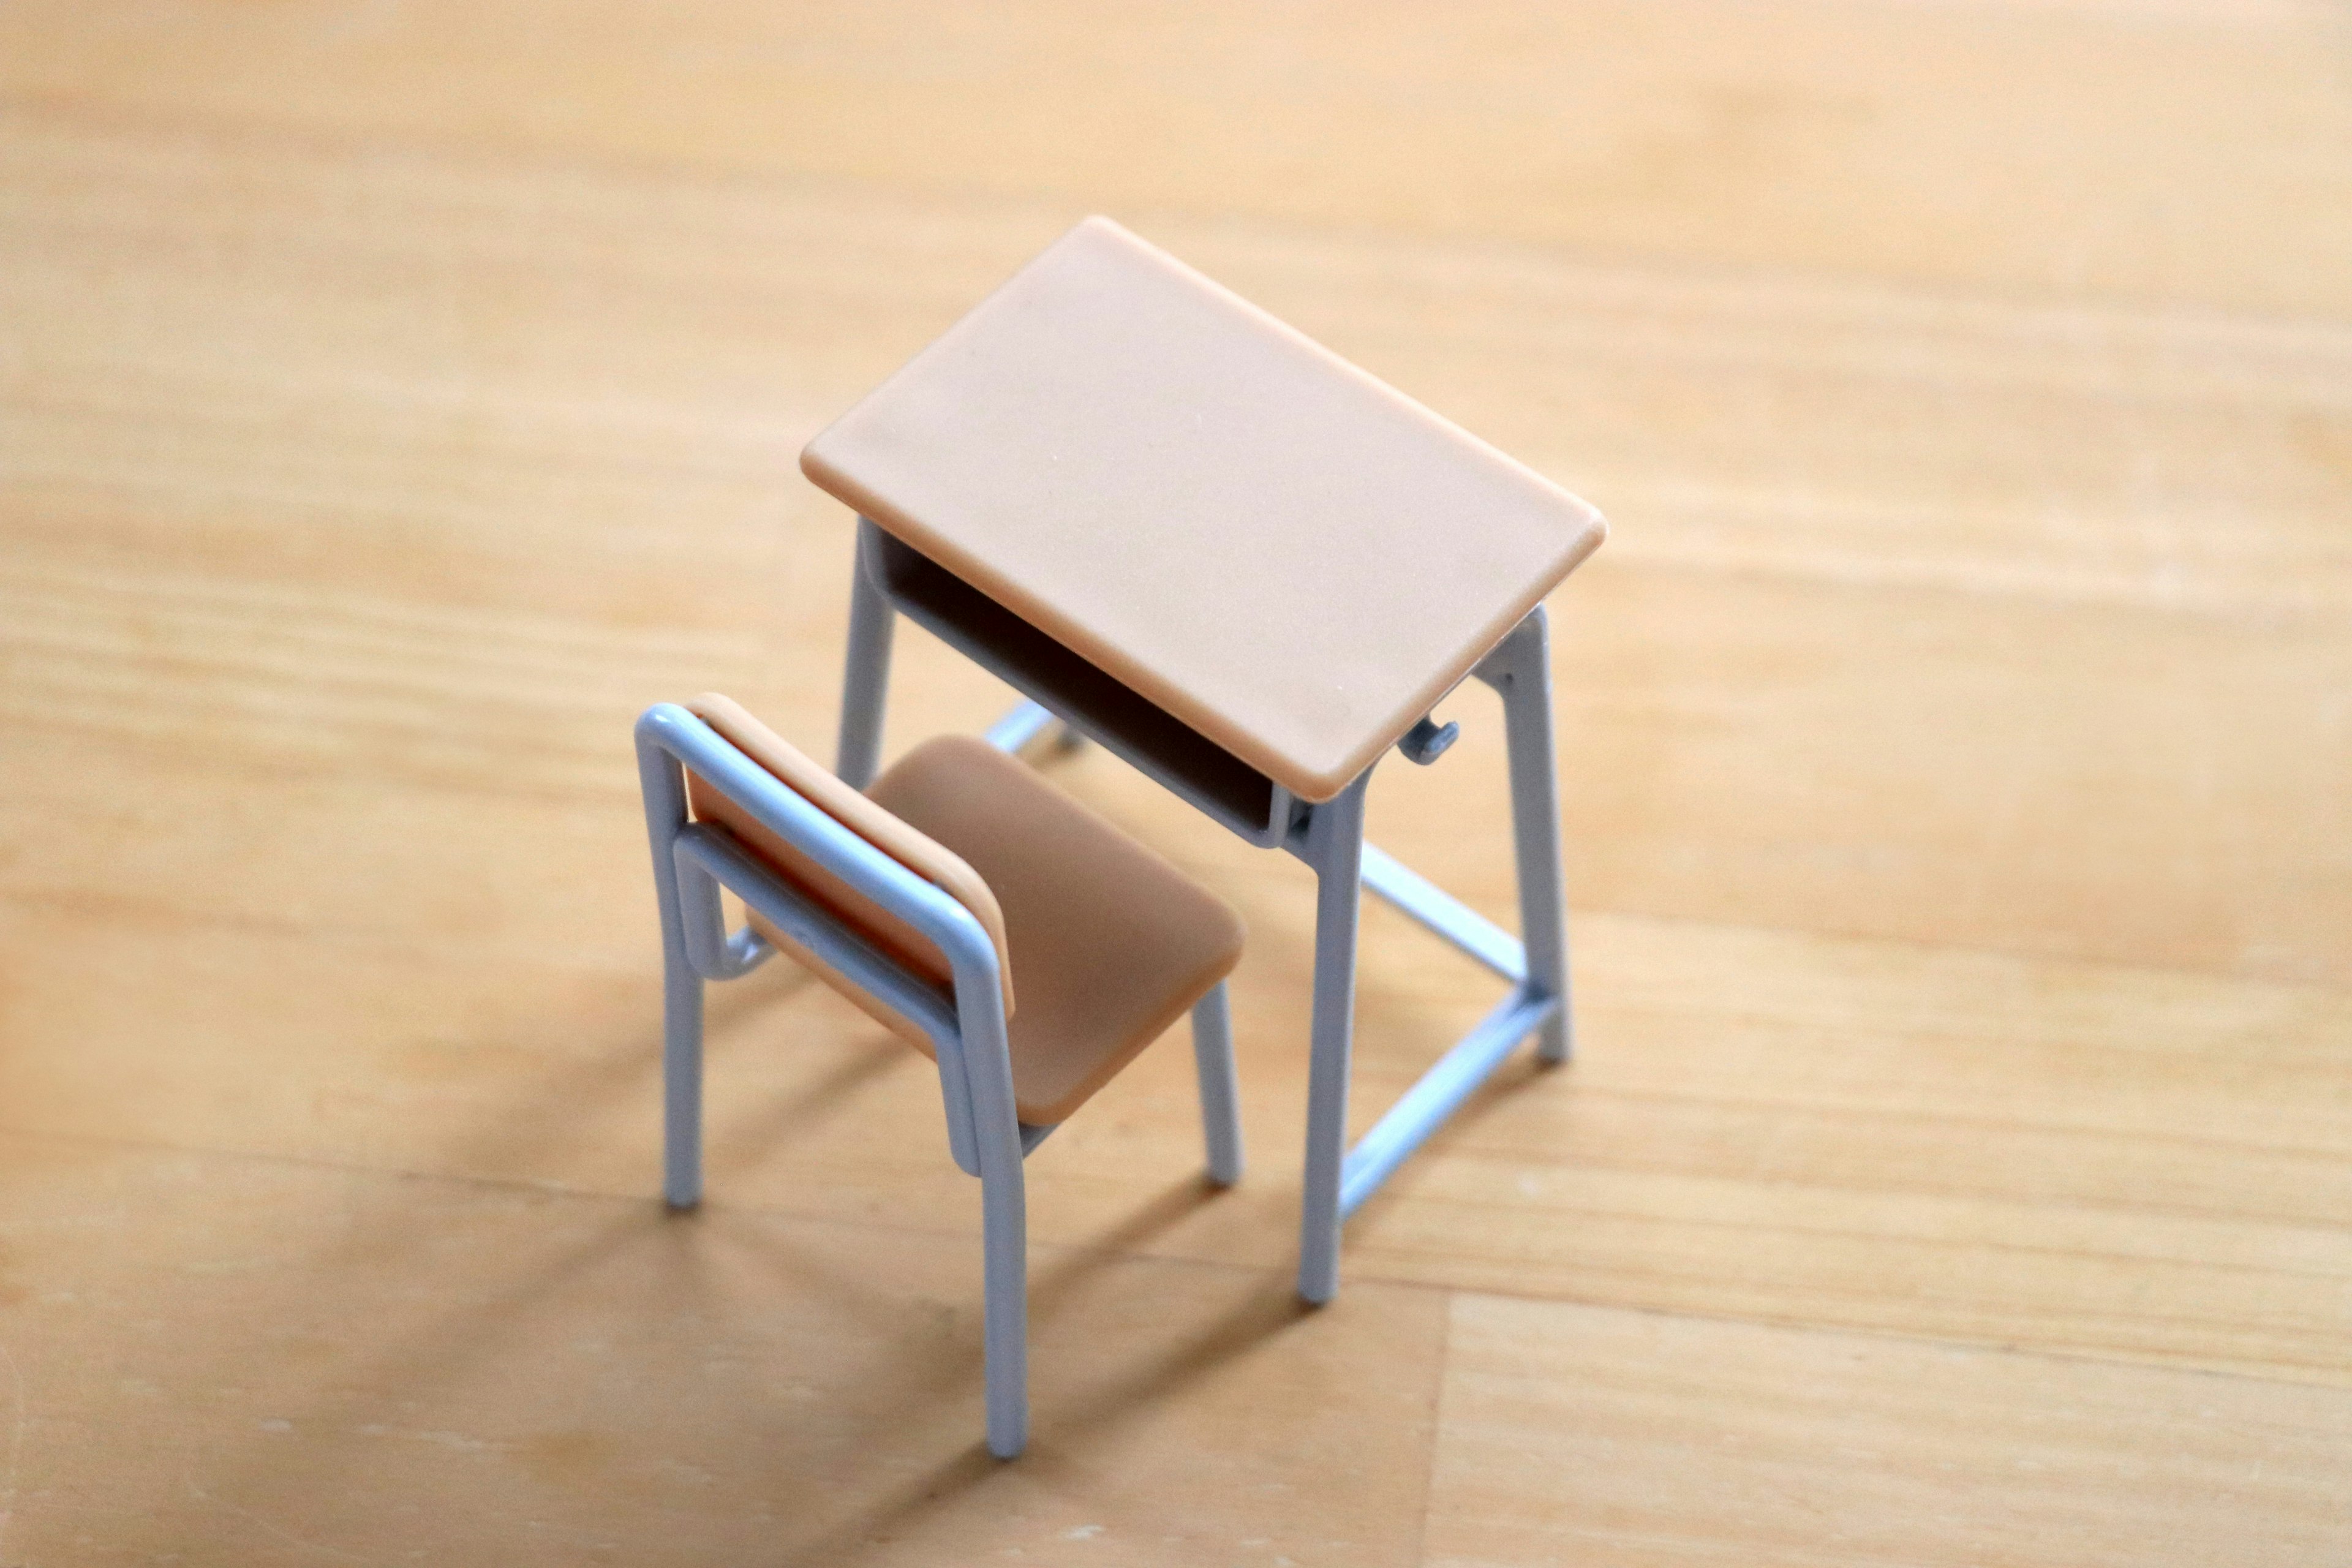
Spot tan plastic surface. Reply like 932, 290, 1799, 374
682, 694, 1015, 1021
871, 736, 1243, 1124
802, 215, 1607, 803
686, 700, 1243, 1125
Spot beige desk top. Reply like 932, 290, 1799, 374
801, 217, 1606, 802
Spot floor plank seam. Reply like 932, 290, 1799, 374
0, 1120, 1318, 1287
1378, 1275, 2352, 1393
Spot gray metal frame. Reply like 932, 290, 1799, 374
833, 516, 1575, 1305
843, 520, 1298, 846
636, 702, 1241, 1458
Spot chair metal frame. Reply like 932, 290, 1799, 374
635, 703, 1242, 1458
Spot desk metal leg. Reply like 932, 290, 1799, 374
837, 517, 896, 790
832, 531, 1571, 1300
1490, 606, 1574, 1063
1297, 773, 1370, 1306
1300, 605, 1573, 1295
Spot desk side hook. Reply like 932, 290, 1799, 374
1398, 715, 1458, 766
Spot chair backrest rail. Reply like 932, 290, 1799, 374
636, 703, 1016, 1180
641, 706, 996, 971
673, 824, 981, 1172
673, 826, 952, 1037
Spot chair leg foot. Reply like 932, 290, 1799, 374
1295, 1264, 1338, 1308
1191, 982, 1244, 1187
981, 1159, 1030, 1460
662, 960, 705, 1210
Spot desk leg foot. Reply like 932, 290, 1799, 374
1296, 774, 1369, 1306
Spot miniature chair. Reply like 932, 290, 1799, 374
634, 693, 1246, 1457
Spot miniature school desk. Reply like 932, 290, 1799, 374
805, 216, 1606, 1303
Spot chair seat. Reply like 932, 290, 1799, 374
866, 735, 1243, 1125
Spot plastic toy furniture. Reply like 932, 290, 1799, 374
635, 693, 1246, 1458
808, 216, 1606, 1305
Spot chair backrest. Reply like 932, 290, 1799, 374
679, 693, 1016, 1035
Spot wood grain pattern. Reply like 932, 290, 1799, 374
4, 0, 2348, 313
1, 1, 2346, 1561
0, 1134, 1447, 1566
1427, 1292, 2352, 1567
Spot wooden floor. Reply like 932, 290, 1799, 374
3, 2, 2349, 1562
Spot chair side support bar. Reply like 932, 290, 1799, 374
674, 829, 961, 1046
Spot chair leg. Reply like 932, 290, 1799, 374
1191, 982, 1244, 1186
662, 946, 704, 1210
980, 1158, 1030, 1458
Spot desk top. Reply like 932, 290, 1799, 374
801, 217, 1606, 802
